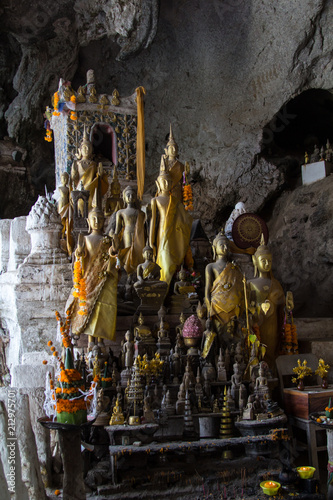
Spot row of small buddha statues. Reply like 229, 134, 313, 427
81, 299, 283, 429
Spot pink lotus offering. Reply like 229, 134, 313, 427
182, 314, 203, 338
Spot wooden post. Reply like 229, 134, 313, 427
57, 429, 86, 500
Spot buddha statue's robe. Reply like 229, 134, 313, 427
72, 159, 108, 207
248, 276, 285, 371
209, 262, 244, 325
121, 210, 146, 275
67, 237, 118, 341
154, 195, 192, 285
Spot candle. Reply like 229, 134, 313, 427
299, 467, 310, 471
264, 481, 277, 488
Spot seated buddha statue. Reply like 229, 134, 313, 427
248, 235, 286, 372
134, 312, 153, 341
205, 230, 244, 345
114, 185, 146, 275
134, 246, 168, 315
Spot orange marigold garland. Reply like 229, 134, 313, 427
78, 277, 87, 316
70, 95, 77, 121
182, 163, 194, 211
73, 260, 82, 298
52, 91, 61, 116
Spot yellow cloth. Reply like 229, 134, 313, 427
136, 87, 146, 200
68, 239, 118, 341
249, 277, 285, 371
210, 263, 244, 325
156, 195, 192, 285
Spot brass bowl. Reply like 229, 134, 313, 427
183, 337, 200, 348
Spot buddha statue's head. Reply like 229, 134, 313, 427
212, 231, 229, 260
165, 125, 178, 160
88, 207, 104, 232
252, 235, 272, 277
142, 245, 153, 261
79, 130, 93, 160
156, 171, 172, 194
111, 179, 121, 197
61, 171, 69, 186
123, 185, 137, 205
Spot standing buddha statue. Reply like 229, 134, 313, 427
205, 231, 244, 345
248, 235, 285, 372
71, 127, 108, 208
160, 124, 185, 202
149, 168, 192, 286
114, 185, 146, 275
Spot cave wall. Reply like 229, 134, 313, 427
0, 0, 333, 315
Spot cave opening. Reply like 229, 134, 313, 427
261, 88, 333, 184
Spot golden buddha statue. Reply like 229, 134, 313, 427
205, 231, 244, 339
57, 171, 74, 254
160, 125, 185, 202
134, 313, 153, 340
109, 396, 125, 425
149, 169, 192, 285
104, 166, 124, 217
135, 246, 161, 283
71, 127, 108, 208
248, 235, 285, 372
114, 185, 146, 275
67, 189, 118, 349
173, 266, 196, 295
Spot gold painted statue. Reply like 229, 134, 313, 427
248, 235, 285, 372
205, 231, 244, 338
134, 313, 153, 340
114, 185, 146, 275
67, 190, 118, 348
135, 246, 161, 283
104, 166, 124, 217
57, 171, 74, 253
149, 170, 192, 285
160, 125, 185, 201
71, 128, 108, 208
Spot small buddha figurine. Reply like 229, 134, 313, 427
143, 396, 155, 423
205, 230, 244, 343
176, 312, 186, 339
123, 330, 134, 369
195, 367, 204, 399
93, 355, 101, 379
109, 396, 125, 425
248, 234, 286, 372
217, 349, 227, 382
173, 266, 196, 295
231, 361, 243, 403
104, 166, 123, 217
171, 344, 181, 383
183, 359, 195, 391
176, 382, 186, 415
135, 245, 162, 283
254, 362, 270, 406
57, 171, 70, 236
242, 394, 255, 420
234, 342, 245, 373
149, 168, 192, 286
114, 185, 146, 275
310, 144, 320, 163
134, 313, 153, 341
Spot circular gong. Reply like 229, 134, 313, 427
232, 213, 269, 249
